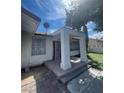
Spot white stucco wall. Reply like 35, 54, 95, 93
30, 37, 53, 67
21, 34, 53, 68
21, 32, 32, 68
21, 8, 41, 68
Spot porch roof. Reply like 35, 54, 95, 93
52, 26, 85, 40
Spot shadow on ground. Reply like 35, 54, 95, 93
21, 64, 102, 93
67, 68, 103, 93
87, 55, 103, 70
21, 65, 70, 93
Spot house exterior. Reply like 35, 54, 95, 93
21, 8, 87, 71
88, 39, 103, 53
30, 33, 54, 66
21, 8, 41, 69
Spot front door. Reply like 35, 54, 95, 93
53, 41, 61, 62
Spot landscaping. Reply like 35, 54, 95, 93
88, 52, 103, 70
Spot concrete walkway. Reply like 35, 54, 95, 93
67, 68, 103, 93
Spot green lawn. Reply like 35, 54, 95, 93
88, 52, 103, 70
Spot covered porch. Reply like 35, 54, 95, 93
52, 26, 88, 70
45, 27, 90, 83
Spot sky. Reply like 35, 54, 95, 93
22, 0, 102, 39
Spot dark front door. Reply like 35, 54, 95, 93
53, 41, 61, 61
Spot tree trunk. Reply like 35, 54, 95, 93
83, 25, 89, 53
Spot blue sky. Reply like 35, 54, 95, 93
22, 0, 101, 38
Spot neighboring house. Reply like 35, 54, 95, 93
21, 8, 87, 71
88, 39, 103, 53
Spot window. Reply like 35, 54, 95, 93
32, 36, 46, 55
70, 40, 79, 51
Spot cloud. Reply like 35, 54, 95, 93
46, 8, 66, 20
35, 0, 66, 20
86, 21, 97, 30
88, 28, 93, 32
89, 33, 97, 39
48, 29, 57, 34
89, 32, 103, 39
81, 26, 93, 32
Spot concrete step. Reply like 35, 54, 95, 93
60, 61, 91, 78
59, 65, 91, 84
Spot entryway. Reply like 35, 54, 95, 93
53, 41, 61, 61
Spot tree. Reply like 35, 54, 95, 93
65, 0, 103, 52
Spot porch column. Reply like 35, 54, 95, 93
80, 33, 87, 62
60, 30, 71, 70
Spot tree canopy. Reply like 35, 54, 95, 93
65, 0, 103, 32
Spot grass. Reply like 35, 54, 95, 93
88, 52, 103, 70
